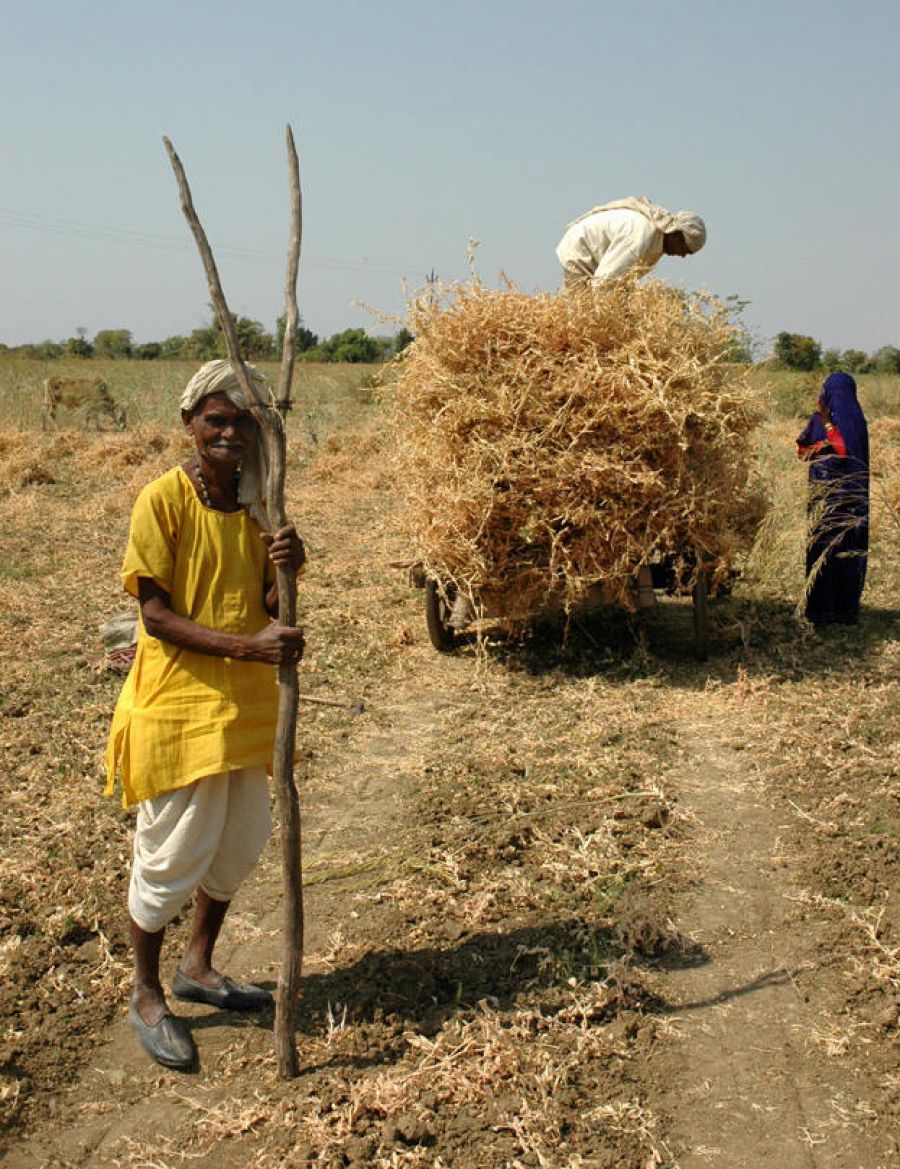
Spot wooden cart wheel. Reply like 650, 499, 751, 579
425, 578, 457, 652
692, 569, 709, 660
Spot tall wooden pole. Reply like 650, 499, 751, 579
270, 126, 304, 1077
164, 131, 304, 1077
277, 127, 302, 419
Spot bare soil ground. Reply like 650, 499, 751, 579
0, 404, 897, 1168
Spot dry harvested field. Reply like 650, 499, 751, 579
0, 359, 898, 1169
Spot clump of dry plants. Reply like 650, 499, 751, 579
389, 278, 768, 618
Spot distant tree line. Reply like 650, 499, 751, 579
0, 315, 415, 364
6, 316, 899, 377
773, 332, 900, 375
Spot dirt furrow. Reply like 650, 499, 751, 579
650, 718, 888, 1169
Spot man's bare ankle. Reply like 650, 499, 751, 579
178, 960, 221, 987
132, 984, 167, 1026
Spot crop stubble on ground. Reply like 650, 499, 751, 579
0, 399, 897, 1168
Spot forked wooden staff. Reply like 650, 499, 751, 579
164, 128, 305, 1078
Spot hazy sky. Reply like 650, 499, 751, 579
3, 0, 898, 355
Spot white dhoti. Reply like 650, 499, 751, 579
128, 767, 271, 933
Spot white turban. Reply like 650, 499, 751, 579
181, 358, 273, 528
567, 196, 707, 253
671, 210, 706, 254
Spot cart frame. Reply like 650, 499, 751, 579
419, 565, 712, 659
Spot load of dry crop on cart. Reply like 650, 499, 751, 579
388, 277, 769, 621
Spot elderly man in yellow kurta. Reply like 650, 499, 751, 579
106, 359, 306, 1070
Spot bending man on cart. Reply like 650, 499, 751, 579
556, 195, 706, 289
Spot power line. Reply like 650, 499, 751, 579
0, 208, 425, 278
0, 209, 266, 258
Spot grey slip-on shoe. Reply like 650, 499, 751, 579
128, 999, 195, 1070
172, 969, 273, 1012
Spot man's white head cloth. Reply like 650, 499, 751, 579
671, 210, 706, 254
181, 358, 273, 528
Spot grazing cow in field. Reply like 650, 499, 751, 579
41, 376, 127, 431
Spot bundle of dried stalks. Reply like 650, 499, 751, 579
389, 278, 768, 618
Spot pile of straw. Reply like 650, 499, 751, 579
389, 278, 768, 619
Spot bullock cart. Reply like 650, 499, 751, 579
389, 279, 766, 664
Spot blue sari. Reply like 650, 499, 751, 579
796, 372, 869, 626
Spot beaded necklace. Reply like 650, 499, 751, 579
193, 458, 241, 511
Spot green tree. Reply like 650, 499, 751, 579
159, 335, 188, 359
185, 325, 223, 361
391, 326, 415, 356
841, 349, 870, 374
187, 311, 274, 361
371, 336, 395, 361
872, 345, 900, 374
821, 348, 842, 372
233, 316, 275, 360
321, 328, 380, 363
722, 336, 752, 363
275, 314, 319, 353
135, 342, 162, 360
774, 332, 821, 371
35, 339, 64, 359
63, 334, 93, 358
720, 295, 752, 362
93, 329, 133, 359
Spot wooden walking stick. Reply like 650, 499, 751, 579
164, 128, 305, 1077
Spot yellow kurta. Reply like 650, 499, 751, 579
105, 466, 279, 807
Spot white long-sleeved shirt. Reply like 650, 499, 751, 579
555, 207, 665, 285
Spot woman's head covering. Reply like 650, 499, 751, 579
814, 373, 870, 524
797, 371, 869, 507
566, 195, 707, 252
181, 358, 273, 528
819, 372, 869, 470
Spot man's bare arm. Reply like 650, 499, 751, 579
137, 578, 304, 666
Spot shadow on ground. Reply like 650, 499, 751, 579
180, 917, 712, 1074
463, 597, 900, 687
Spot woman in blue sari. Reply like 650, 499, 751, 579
796, 372, 869, 627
